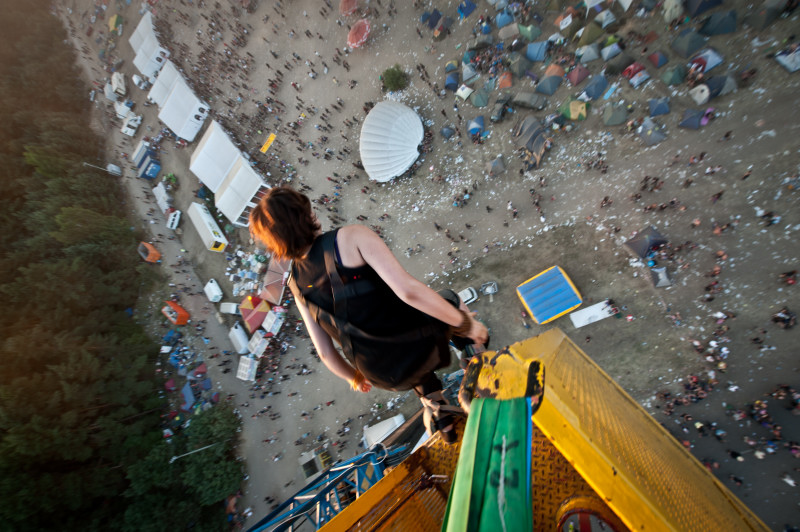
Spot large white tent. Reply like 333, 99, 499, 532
215, 157, 270, 227
147, 61, 209, 142
190, 121, 270, 227
359, 101, 424, 182
129, 12, 170, 82
190, 121, 240, 192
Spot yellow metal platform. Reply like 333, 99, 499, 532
322, 328, 769, 532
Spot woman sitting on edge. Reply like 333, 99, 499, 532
249, 187, 488, 443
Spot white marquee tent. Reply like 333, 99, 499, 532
190, 120, 240, 192
190, 121, 270, 227
128, 12, 170, 82
215, 157, 270, 226
147, 61, 209, 142
359, 101, 424, 182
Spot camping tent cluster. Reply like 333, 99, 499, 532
428, 0, 796, 159
161, 330, 220, 414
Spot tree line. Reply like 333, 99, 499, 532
0, 3, 242, 529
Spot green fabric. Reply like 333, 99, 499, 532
442, 398, 532, 532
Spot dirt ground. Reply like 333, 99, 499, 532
58, 0, 800, 527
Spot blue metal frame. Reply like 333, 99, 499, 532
247, 444, 407, 532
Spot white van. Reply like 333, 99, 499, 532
166, 210, 181, 230
220, 302, 241, 315
228, 322, 250, 354
203, 279, 223, 303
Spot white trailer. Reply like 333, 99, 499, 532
187, 202, 228, 252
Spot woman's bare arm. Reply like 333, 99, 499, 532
340, 225, 488, 344
295, 298, 371, 392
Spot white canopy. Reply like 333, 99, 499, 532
215, 157, 269, 226
129, 12, 170, 82
148, 61, 209, 142
147, 60, 180, 106
359, 101, 424, 182
190, 121, 240, 192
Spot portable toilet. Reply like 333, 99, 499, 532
228, 322, 251, 354
204, 279, 223, 302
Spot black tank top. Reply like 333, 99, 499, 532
291, 229, 449, 390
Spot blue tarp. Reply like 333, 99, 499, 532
458, 0, 477, 18
445, 72, 460, 91
496, 9, 514, 28
181, 383, 196, 411
516, 266, 582, 324
525, 41, 548, 62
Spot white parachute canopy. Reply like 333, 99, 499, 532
359, 101, 424, 182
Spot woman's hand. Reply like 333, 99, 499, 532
350, 370, 373, 393
466, 312, 489, 345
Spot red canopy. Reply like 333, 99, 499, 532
340, 0, 358, 15
240, 295, 270, 334
347, 19, 371, 48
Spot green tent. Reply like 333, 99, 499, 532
560, 97, 590, 120
469, 88, 491, 108
577, 22, 604, 46
603, 103, 628, 125
670, 29, 707, 58
507, 52, 532, 78
442, 398, 533, 532
660, 64, 687, 85
518, 23, 542, 42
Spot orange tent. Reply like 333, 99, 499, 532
240, 295, 271, 334
347, 19, 371, 48
162, 301, 190, 325
496, 71, 513, 89
544, 64, 565, 78
340, 0, 358, 15
138, 241, 161, 263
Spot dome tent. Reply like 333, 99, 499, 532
359, 101, 424, 182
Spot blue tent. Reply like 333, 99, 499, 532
481, 23, 492, 34
536, 75, 562, 95
648, 97, 670, 116
516, 266, 582, 324
181, 383, 196, 411
686, 0, 722, 17
445, 72, 460, 91
678, 108, 704, 129
496, 9, 514, 28
428, 9, 442, 29
201, 378, 213, 391
467, 116, 485, 135
462, 50, 477, 64
458, 0, 477, 19
525, 41, 548, 62
581, 75, 608, 100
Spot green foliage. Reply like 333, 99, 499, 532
0, 2, 241, 529
382, 64, 409, 91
